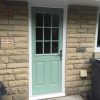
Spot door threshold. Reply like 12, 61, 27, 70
29, 92, 65, 100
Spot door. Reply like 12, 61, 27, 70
31, 7, 63, 95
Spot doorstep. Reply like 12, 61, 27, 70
44, 95, 84, 100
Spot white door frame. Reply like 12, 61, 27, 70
28, 2, 68, 100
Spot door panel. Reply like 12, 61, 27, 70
31, 7, 63, 95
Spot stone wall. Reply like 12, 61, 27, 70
66, 5, 97, 95
0, 1, 98, 100
0, 1, 28, 100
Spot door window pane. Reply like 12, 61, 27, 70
52, 42, 58, 53
52, 14, 59, 27
36, 42, 43, 54
36, 28, 43, 40
44, 14, 51, 27
44, 28, 51, 40
52, 28, 59, 40
36, 14, 43, 27
44, 42, 50, 53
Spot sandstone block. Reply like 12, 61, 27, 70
7, 63, 28, 68
14, 37, 28, 43
3, 95, 12, 100
0, 31, 8, 36
14, 43, 28, 49
66, 75, 80, 82
4, 75, 15, 81
9, 31, 28, 37
0, 64, 6, 69
66, 69, 80, 76
66, 87, 79, 95
9, 20, 27, 25
4, 69, 13, 74
66, 81, 83, 88
13, 68, 28, 74
14, 26, 28, 31
5, 49, 28, 55
0, 56, 8, 63
67, 53, 82, 59
0, 19, 8, 24
0, 25, 14, 31
12, 94, 28, 100
15, 74, 28, 80
9, 80, 28, 86
9, 55, 28, 63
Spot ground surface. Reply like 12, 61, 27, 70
44, 95, 84, 100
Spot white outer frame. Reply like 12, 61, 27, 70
95, 8, 100, 52
28, 2, 68, 100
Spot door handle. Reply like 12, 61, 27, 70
60, 50, 62, 60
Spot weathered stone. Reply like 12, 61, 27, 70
0, 31, 8, 36
14, 43, 28, 49
5, 49, 28, 55
15, 74, 28, 80
9, 20, 28, 25
14, 37, 28, 43
9, 80, 28, 86
0, 64, 6, 69
12, 94, 28, 100
0, 56, 8, 63
66, 81, 84, 88
9, 31, 28, 37
14, 25, 28, 31
3, 95, 12, 100
4, 75, 15, 81
76, 47, 86, 52
9, 55, 28, 63
7, 63, 28, 68
13, 68, 28, 74
0, 25, 14, 31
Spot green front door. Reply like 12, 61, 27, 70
31, 7, 63, 95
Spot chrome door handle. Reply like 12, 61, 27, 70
60, 50, 62, 60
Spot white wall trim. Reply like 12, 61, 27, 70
94, 8, 100, 52
28, 1, 68, 99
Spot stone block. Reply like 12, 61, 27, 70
66, 87, 79, 95
7, 63, 28, 68
66, 75, 80, 82
15, 74, 28, 80
4, 75, 15, 81
12, 94, 28, 100
5, 49, 28, 55
0, 25, 13, 31
66, 81, 83, 88
0, 64, 6, 69
3, 95, 12, 100
13, 68, 28, 74
0, 56, 8, 63
67, 53, 82, 59
9, 55, 28, 63
14, 37, 28, 43
9, 80, 28, 86
4, 69, 13, 75
14, 43, 28, 49
9, 20, 28, 25
9, 31, 28, 37
14, 25, 28, 31
66, 69, 80, 76
0, 31, 8, 36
